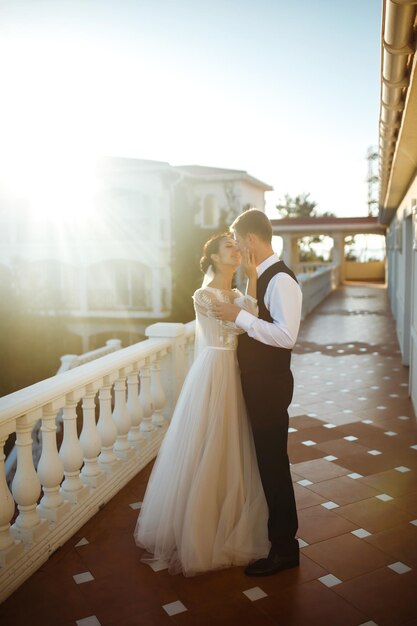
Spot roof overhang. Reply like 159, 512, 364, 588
271, 217, 386, 236
378, 0, 417, 225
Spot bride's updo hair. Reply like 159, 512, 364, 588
200, 233, 230, 274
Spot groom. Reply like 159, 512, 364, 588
213, 209, 302, 576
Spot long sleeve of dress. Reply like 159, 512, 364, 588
233, 291, 259, 317
193, 288, 245, 336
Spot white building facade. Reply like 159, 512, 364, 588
378, 1, 417, 412
0, 159, 272, 351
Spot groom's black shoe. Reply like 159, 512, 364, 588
244, 546, 299, 577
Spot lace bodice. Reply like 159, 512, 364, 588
192, 287, 258, 354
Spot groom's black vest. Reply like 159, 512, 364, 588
237, 261, 298, 375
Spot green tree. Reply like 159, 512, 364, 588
275, 193, 335, 262
170, 182, 241, 322
276, 192, 317, 218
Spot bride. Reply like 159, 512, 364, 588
134, 233, 270, 575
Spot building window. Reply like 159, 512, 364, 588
202, 195, 218, 228
16, 260, 64, 309
87, 260, 151, 310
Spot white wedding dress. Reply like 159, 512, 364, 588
134, 287, 270, 576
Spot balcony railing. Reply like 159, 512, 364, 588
297, 263, 339, 319
0, 321, 196, 603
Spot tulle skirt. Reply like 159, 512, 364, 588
134, 346, 270, 576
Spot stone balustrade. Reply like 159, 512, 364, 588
298, 263, 339, 319
0, 321, 195, 603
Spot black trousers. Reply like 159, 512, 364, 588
240, 369, 298, 553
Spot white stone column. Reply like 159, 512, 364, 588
127, 367, 143, 449
281, 235, 297, 270
80, 385, 107, 487
0, 434, 23, 565
112, 372, 134, 460
59, 394, 88, 504
139, 362, 154, 438
37, 404, 71, 523
150, 354, 167, 428
97, 377, 119, 472
331, 233, 345, 284
11, 413, 48, 543
146, 323, 185, 419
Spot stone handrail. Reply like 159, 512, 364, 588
0, 321, 196, 603
298, 264, 339, 319
57, 339, 123, 374
296, 261, 330, 274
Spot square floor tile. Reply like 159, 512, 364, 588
348, 473, 363, 479
334, 498, 411, 533
351, 528, 372, 538
129, 502, 142, 510
243, 587, 268, 601
368, 450, 382, 456
376, 494, 394, 502
395, 466, 411, 473
73, 572, 94, 584
298, 505, 357, 544
334, 556, 417, 625
302, 440, 317, 446
297, 479, 313, 486
292, 459, 349, 482
318, 574, 343, 587
75, 538, 89, 548
303, 532, 391, 581
162, 601, 188, 616
323, 455, 338, 461
388, 561, 412, 574
344, 436, 358, 442
321, 501, 339, 510
76, 617, 101, 626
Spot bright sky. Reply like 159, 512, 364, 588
0, 0, 382, 218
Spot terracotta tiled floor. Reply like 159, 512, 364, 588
1, 283, 417, 626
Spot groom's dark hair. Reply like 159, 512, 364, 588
230, 208, 272, 243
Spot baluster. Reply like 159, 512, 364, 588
37, 404, 71, 523
151, 356, 166, 428
0, 434, 23, 565
97, 377, 118, 472
80, 385, 106, 487
127, 367, 143, 449
59, 394, 88, 503
112, 372, 134, 460
140, 362, 154, 438
11, 414, 48, 542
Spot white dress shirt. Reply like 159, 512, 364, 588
235, 254, 302, 349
